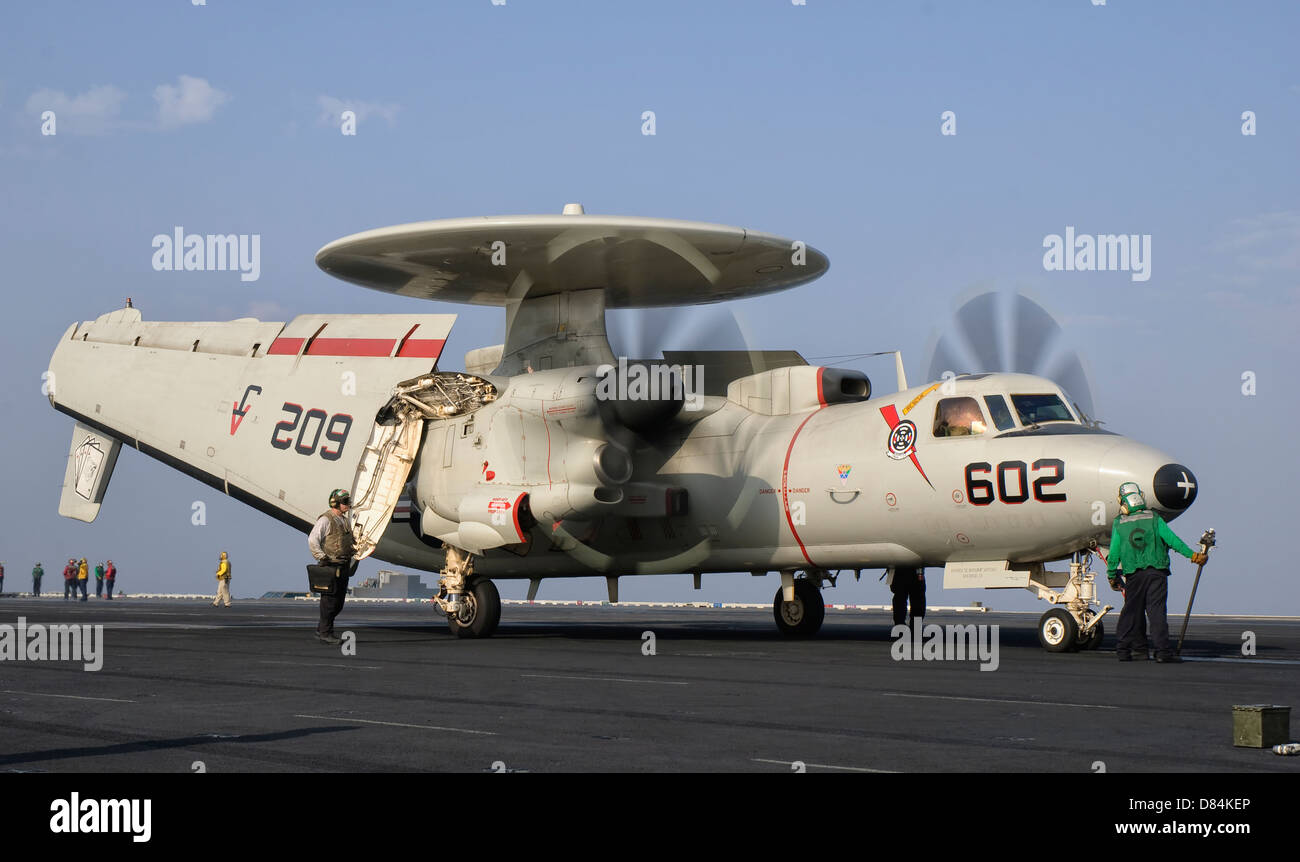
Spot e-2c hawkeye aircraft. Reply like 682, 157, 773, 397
48, 205, 1200, 650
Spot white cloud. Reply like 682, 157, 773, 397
1217, 211, 1300, 273
153, 75, 230, 128
24, 84, 127, 135
316, 95, 400, 127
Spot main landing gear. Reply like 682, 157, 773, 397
448, 579, 501, 639
436, 545, 501, 638
773, 572, 826, 637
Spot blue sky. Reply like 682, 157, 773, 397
1, 1, 1297, 614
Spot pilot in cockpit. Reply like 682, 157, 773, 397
933, 397, 987, 437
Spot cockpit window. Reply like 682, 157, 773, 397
983, 395, 1016, 431
933, 397, 987, 437
1010, 393, 1075, 425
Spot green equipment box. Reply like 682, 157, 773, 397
1232, 704, 1291, 748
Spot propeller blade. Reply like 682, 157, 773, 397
925, 289, 1101, 421
953, 291, 1004, 372
1009, 293, 1063, 374
1049, 352, 1097, 422
608, 305, 750, 360
926, 333, 970, 383
608, 307, 676, 359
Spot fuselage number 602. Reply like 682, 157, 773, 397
271, 403, 353, 461
965, 458, 1066, 505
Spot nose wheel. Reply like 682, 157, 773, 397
1037, 608, 1079, 652
774, 579, 825, 637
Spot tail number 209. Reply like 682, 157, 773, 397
965, 459, 1065, 505
271, 403, 353, 461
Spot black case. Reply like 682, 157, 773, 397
306, 564, 341, 594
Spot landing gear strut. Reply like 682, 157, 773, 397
773, 575, 825, 637
435, 545, 501, 638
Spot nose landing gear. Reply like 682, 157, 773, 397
1034, 553, 1111, 652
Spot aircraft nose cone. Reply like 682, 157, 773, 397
1152, 463, 1198, 511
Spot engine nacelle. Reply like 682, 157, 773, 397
419, 488, 537, 553
727, 365, 870, 415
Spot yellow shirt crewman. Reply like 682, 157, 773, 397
212, 551, 232, 608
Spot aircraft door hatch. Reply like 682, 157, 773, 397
350, 372, 498, 560
350, 413, 423, 562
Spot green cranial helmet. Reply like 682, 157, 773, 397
1118, 482, 1146, 515
329, 488, 352, 508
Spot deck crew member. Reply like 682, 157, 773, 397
308, 489, 355, 645
890, 567, 926, 627
1107, 482, 1205, 663
213, 552, 232, 608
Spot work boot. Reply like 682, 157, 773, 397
1116, 652, 1133, 662
316, 633, 341, 645
1156, 654, 1182, 664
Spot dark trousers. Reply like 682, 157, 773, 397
95, 578, 103, 597
317, 570, 350, 635
891, 567, 926, 626
78, 581, 88, 600
64, 580, 74, 599
105, 580, 114, 599
33, 580, 41, 596
1116, 567, 1171, 658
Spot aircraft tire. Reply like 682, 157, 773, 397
773, 580, 825, 637
1037, 608, 1078, 652
450, 579, 502, 639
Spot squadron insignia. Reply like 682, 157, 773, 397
879, 405, 934, 489
887, 421, 917, 460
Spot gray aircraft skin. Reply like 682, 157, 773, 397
46, 209, 1199, 640
384, 366, 1194, 574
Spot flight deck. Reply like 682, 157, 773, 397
1, 598, 1296, 773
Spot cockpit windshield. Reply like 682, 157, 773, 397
1010, 393, 1075, 425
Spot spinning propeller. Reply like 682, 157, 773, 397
925, 290, 1098, 423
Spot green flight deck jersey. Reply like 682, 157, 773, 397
1106, 508, 1196, 577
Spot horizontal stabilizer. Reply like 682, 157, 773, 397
59, 422, 122, 522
